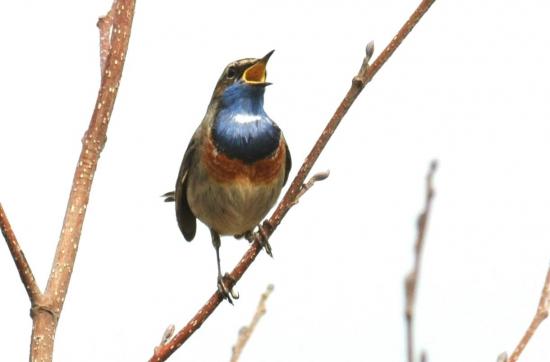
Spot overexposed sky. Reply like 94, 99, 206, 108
1, 1, 550, 361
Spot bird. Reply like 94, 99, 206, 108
164, 50, 291, 303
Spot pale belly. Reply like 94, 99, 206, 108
187, 173, 283, 236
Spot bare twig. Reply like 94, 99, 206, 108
230, 285, 274, 362
0, 204, 41, 304
291, 170, 330, 206
504, 266, 550, 362
97, 3, 116, 74
154, 324, 176, 355
160, 324, 176, 346
149, 1, 436, 360
0, 1, 135, 361
405, 161, 437, 362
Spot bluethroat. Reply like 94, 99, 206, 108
164, 51, 291, 303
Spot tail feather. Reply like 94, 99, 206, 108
162, 191, 175, 202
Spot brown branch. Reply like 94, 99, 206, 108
404, 161, 437, 362
0, 1, 136, 361
149, 1, 436, 360
230, 285, 274, 362
503, 266, 550, 362
0, 204, 42, 304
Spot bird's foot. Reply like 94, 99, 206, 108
217, 273, 239, 304
257, 221, 273, 257
236, 230, 253, 243
241, 222, 273, 256
234, 232, 246, 240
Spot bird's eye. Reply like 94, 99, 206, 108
226, 67, 236, 79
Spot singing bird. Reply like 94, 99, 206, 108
164, 51, 291, 302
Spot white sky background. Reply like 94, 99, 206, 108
1, 1, 549, 361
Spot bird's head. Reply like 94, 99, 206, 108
211, 50, 274, 105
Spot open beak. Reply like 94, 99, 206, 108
242, 50, 274, 85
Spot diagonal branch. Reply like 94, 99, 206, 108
405, 160, 437, 362
504, 266, 550, 362
0, 203, 42, 304
149, 0, 436, 360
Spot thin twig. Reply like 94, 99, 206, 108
149, 1, 436, 360
154, 324, 176, 355
292, 170, 330, 206
0, 204, 41, 304
230, 284, 274, 362
160, 324, 176, 346
0, 2, 137, 361
405, 160, 437, 362
505, 266, 550, 362
97, 3, 116, 74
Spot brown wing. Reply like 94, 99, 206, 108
283, 141, 292, 186
163, 135, 197, 241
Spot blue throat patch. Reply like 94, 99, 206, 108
212, 83, 281, 164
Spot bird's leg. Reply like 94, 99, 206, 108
210, 229, 239, 304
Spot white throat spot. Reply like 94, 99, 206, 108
234, 114, 261, 124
